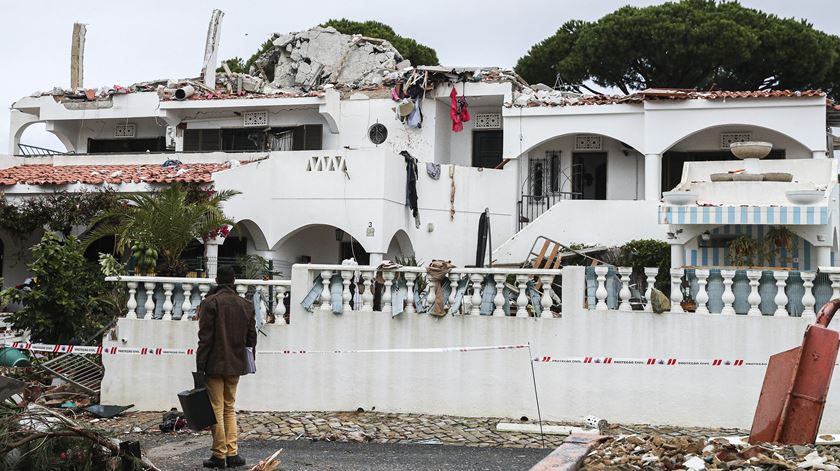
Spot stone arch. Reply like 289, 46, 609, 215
11, 115, 71, 155
659, 123, 814, 157
234, 219, 270, 251
385, 229, 414, 259
515, 130, 644, 161
271, 223, 371, 268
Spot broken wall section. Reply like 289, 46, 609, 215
254, 26, 410, 91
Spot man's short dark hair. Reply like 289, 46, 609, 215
216, 265, 236, 285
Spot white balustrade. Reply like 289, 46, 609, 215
540, 278, 553, 318
801, 271, 817, 319
340, 271, 353, 313
125, 281, 138, 319
144, 282, 156, 320
404, 272, 417, 314
274, 285, 287, 323
830, 272, 840, 300
594, 266, 609, 311
106, 276, 292, 322
669, 268, 684, 313
180, 283, 193, 321
361, 271, 374, 312
469, 274, 482, 316
773, 271, 789, 316
617, 267, 632, 312
425, 275, 436, 315
320, 270, 332, 312
381, 271, 394, 314
720, 270, 736, 315
644, 267, 658, 312
694, 269, 709, 315
516, 275, 529, 317
235, 284, 247, 298
449, 273, 460, 314
746, 270, 763, 316
492, 274, 506, 316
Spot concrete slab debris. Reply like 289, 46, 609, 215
253, 26, 406, 90
200, 9, 224, 89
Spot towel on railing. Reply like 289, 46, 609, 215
300, 274, 344, 314
426, 260, 454, 316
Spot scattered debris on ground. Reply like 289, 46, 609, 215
248, 448, 283, 471
582, 433, 840, 470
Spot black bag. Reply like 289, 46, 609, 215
177, 372, 216, 431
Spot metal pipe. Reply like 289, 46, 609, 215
174, 85, 195, 101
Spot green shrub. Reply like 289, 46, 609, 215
616, 239, 671, 291
3, 233, 118, 344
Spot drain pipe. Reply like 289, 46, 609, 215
174, 86, 195, 101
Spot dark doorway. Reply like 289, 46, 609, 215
340, 241, 370, 265
572, 153, 607, 200
472, 130, 503, 168
662, 150, 785, 192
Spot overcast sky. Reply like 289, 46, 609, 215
1, 0, 837, 152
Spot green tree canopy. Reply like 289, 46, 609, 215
515, 0, 840, 99
321, 19, 439, 66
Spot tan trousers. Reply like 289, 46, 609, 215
206, 375, 240, 459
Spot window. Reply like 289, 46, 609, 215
87, 137, 165, 153
528, 151, 562, 197
183, 125, 323, 152
472, 130, 503, 168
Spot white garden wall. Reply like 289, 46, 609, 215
100, 295, 840, 430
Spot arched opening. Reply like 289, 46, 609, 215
518, 132, 643, 225
16, 122, 67, 155
83, 235, 116, 264
661, 124, 813, 193
386, 230, 414, 260
272, 224, 370, 274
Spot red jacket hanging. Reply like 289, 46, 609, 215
450, 87, 463, 132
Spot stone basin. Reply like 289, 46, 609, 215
662, 191, 699, 205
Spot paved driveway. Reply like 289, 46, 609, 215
142, 436, 550, 471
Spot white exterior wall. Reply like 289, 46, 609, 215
493, 200, 666, 264
522, 135, 645, 201
670, 125, 812, 158
101, 293, 840, 430
211, 149, 517, 268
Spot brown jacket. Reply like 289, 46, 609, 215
196, 286, 257, 376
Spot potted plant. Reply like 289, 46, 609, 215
727, 235, 761, 267
765, 226, 795, 265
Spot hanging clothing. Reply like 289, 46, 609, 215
426, 260, 454, 316
450, 87, 463, 132
400, 151, 421, 228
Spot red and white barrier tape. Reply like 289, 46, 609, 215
532, 356, 769, 367
1, 342, 527, 357
2, 341, 809, 367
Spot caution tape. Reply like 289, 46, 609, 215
532, 356, 768, 367
0, 341, 527, 357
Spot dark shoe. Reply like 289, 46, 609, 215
203, 456, 226, 468
226, 455, 246, 468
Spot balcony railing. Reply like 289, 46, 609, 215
298, 264, 563, 317
585, 266, 840, 316
105, 276, 290, 322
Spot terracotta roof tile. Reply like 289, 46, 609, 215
517, 88, 827, 107
0, 163, 233, 186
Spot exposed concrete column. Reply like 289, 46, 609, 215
200, 9, 224, 89
816, 245, 833, 268
670, 242, 685, 269
70, 23, 86, 91
813, 150, 828, 159
644, 154, 662, 201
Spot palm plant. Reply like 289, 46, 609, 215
84, 184, 239, 276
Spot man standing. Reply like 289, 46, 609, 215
196, 266, 257, 468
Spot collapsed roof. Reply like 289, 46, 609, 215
253, 26, 410, 90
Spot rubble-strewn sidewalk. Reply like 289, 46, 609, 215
97, 410, 746, 450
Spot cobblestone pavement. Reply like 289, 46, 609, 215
95, 410, 748, 450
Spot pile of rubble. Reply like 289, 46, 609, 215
252, 26, 409, 90
583, 433, 840, 470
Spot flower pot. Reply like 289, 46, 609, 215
663, 191, 698, 205
681, 300, 696, 312
785, 190, 823, 205
730, 141, 772, 160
